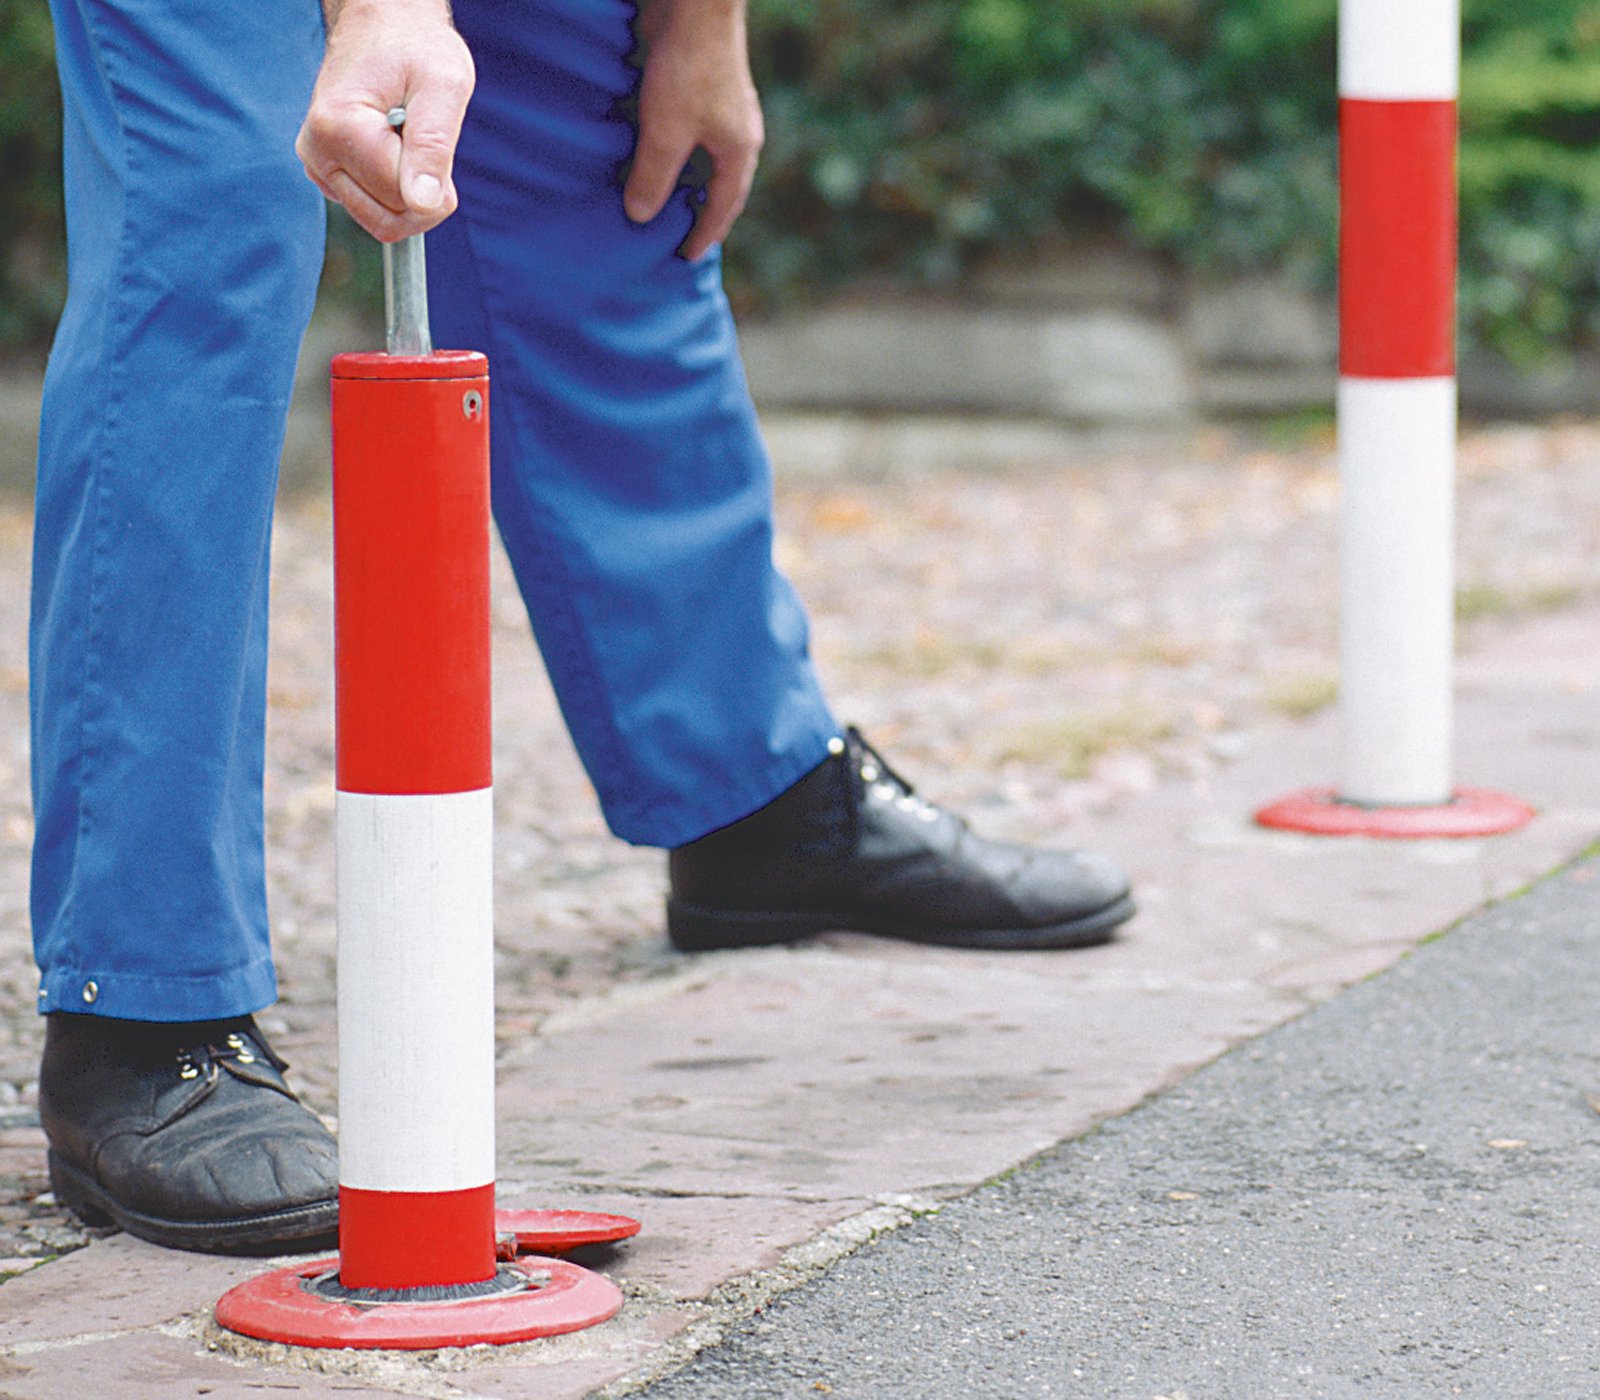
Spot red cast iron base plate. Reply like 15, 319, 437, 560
215, 1255, 621, 1350
494, 1208, 641, 1256
1255, 787, 1536, 839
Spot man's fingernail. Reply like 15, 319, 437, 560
411, 174, 443, 209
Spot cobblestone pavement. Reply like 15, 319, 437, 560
2, 415, 1599, 1274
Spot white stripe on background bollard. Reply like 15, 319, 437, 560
1339, 0, 1458, 101
1338, 377, 1455, 805
336, 788, 495, 1194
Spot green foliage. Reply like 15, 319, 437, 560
731, 0, 1340, 305
1, 0, 1597, 364
0, 0, 65, 355
1459, 0, 1600, 362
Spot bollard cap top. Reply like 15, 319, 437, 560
333, 350, 488, 381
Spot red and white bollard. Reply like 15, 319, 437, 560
1257, 0, 1533, 838
218, 177, 635, 1348
333, 343, 499, 1290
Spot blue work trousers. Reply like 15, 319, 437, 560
32, 0, 837, 1021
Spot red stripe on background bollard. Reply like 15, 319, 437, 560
332, 351, 491, 795
1339, 98, 1457, 379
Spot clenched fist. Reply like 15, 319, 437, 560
296, 0, 475, 242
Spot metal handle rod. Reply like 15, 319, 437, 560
384, 106, 433, 356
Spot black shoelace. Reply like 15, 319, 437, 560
169, 1021, 283, 1080
848, 727, 946, 825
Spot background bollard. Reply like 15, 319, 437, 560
215, 213, 634, 1348
1256, 0, 1533, 839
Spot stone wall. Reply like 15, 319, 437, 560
738, 246, 1600, 426
0, 246, 1593, 496
737, 246, 1330, 424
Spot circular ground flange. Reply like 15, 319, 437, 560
494, 1208, 641, 1256
1255, 787, 1536, 839
215, 1254, 621, 1350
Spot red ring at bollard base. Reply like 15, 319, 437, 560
494, 1208, 641, 1256
215, 1255, 622, 1350
1255, 787, 1535, 839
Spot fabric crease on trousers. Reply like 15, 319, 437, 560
32, 0, 837, 1021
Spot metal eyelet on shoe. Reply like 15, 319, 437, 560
860, 763, 880, 782
226, 1033, 256, 1064
176, 1051, 200, 1081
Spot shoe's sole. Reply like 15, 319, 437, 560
666, 893, 1136, 953
48, 1150, 338, 1256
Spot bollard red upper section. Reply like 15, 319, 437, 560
1339, 99, 1457, 379
332, 353, 492, 795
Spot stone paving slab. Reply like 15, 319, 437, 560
493, 953, 1286, 1203
0, 1233, 273, 1347
489, 1192, 867, 1304
0, 1331, 379, 1399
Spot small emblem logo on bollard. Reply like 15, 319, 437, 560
462, 390, 484, 420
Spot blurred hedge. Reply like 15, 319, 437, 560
735, 0, 1339, 299
3, 0, 1597, 364
1459, 0, 1600, 362
0, 0, 64, 353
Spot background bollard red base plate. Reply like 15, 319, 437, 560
1255, 786, 1536, 838
215, 1255, 622, 1350
495, 1208, 640, 1255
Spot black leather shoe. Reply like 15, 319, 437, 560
39, 1012, 338, 1254
667, 728, 1135, 951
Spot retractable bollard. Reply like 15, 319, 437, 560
217, 139, 635, 1348
1255, 0, 1533, 839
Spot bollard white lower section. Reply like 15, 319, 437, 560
336, 787, 496, 1193
1338, 376, 1456, 807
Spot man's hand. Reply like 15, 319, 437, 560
296, 0, 475, 243
624, 0, 763, 261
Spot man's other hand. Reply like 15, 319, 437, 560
624, 0, 763, 261
296, 0, 475, 243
